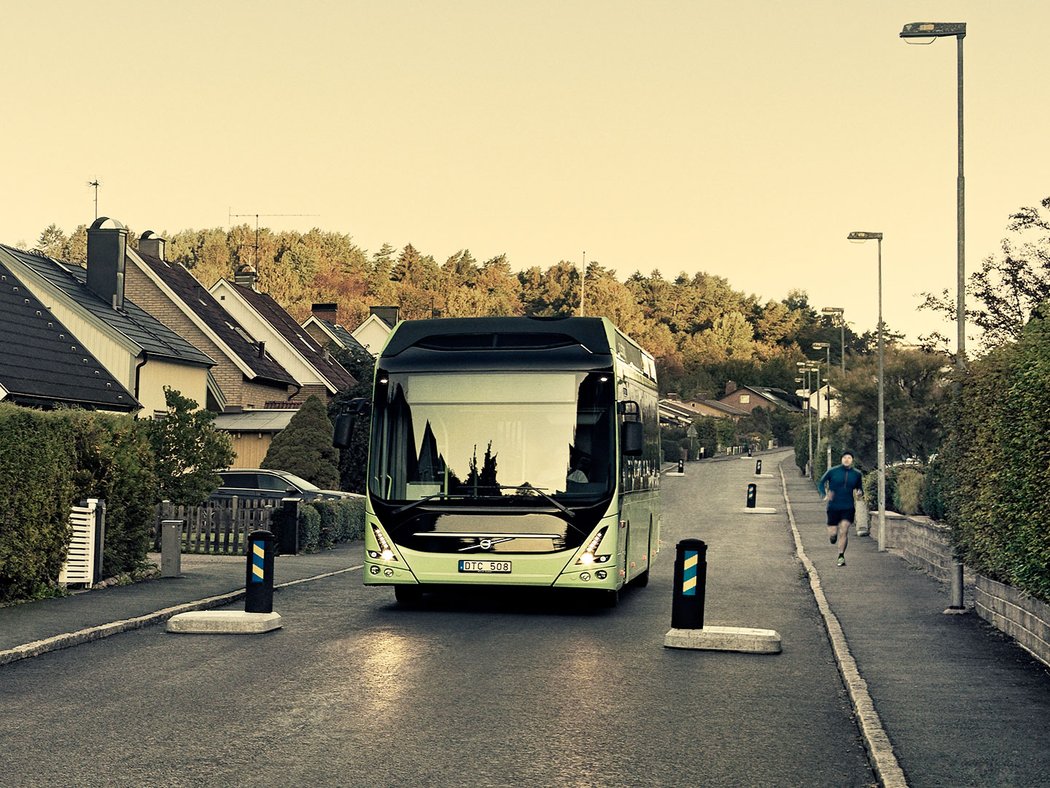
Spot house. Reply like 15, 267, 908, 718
301, 302, 373, 358
124, 230, 299, 413
718, 382, 802, 414
801, 383, 840, 420
0, 222, 215, 415
659, 396, 749, 427
0, 250, 137, 412
209, 268, 356, 403
352, 305, 399, 355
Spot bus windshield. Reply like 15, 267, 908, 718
369, 371, 614, 503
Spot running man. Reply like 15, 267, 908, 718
819, 450, 864, 566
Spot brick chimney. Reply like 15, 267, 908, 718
138, 230, 166, 261
86, 217, 128, 310
370, 305, 400, 327
234, 264, 258, 290
724, 380, 737, 396
312, 302, 338, 324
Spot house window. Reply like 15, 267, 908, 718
739, 394, 750, 404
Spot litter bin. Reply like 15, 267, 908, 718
274, 497, 301, 555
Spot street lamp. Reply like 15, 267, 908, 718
796, 361, 814, 479
901, 19, 967, 610
848, 231, 886, 552
814, 342, 832, 470
821, 307, 846, 374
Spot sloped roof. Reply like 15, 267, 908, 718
226, 282, 356, 391
212, 409, 297, 433
0, 244, 214, 368
308, 317, 373, 357
698, 399, 750, 417
134, 249, 297, 387
0, 255, 137, 411
722, 385, 802, 412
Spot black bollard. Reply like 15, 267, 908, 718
746, 483, 757, 508
245, 529, 276, 614
671, 539, 707, 629
677, 458, 685, 474
755, 459, 762, 475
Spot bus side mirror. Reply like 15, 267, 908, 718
622, 421, 643, 456
333, 399, 371, 448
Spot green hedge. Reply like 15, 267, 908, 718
937, 313, 1050, 603
0, 405, 158, 603
297, 497, 364, 553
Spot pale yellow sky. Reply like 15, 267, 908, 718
3, 1, 1048, 344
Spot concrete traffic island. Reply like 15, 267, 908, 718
167, 529, 282, 636
742, 482, 777, 513
662, 538, 782, 654
167, 610, 282, 634
664, 625, 781, 654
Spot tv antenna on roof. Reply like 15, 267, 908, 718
227, 209, 320, 274
88, 180, 100, 219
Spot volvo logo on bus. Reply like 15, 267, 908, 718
479, 539, 493, 550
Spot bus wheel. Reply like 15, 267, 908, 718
597, 588, 620, 608
394, 584, 424, 607
633, 568, 650, 588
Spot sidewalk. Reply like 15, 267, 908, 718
0, 543, 362, 665
780, 454, 1050, 787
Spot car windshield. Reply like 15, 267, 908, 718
369, 371, 614, 503
279, 472, 323, 493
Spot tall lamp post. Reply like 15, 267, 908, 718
821, 307, 846, 374
848, 231, 886, 552
814, 342, 832, 470
901, 19, 967, 610
796, 362, 813, 479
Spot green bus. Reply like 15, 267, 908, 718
336, 316, 661, 606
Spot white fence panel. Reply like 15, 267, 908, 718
59, 498, 101, 587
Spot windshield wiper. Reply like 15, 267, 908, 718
391, 491, 455, 516
501, 483, 574, 518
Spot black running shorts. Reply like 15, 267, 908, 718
827, 508, 855, 526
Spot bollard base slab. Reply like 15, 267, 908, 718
664, 625, 782, 654
753, 473, 774, 478
166, 610, 282, 634
665, 472, 685, 477
741, 507, 777, 514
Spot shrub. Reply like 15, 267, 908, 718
893, 468, 925, 516
0, 406, 76, 602
920, 455, 949, 521
297, 505, 321, 553
298, 498, 363, 553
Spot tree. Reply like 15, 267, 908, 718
262, 395, 340, 489
36, 224, 66, 258
149, 388, 235, 505
921, 196, 1050, 351
831, 346, 948, 470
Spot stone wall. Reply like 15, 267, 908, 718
884, 514, 954, 585
873, 511, 1050, 669
974, 576, 1050, 670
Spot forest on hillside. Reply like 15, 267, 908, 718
31, 222, 878, 399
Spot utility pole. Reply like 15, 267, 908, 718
87, 180, 100, 219
228, 209, 319, 275
580, 251, 587, 316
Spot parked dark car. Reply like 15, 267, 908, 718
210, 468, 351, 503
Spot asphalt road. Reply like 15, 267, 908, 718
0, 453, 874, 787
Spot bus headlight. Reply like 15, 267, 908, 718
368, 524, 399, 562
576, 526, 611, 565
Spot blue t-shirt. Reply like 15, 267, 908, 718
819, 465, 863, 510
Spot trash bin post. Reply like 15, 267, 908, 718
746, 483, 757, 509
276, 497, 300, 555
245, 529, 276, 614
671, 539, 707, 630
160, 519, 183, 578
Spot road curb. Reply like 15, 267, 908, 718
0, 564, 361, 668
778, 463, 909, 788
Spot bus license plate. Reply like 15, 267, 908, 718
459, 560, 512, 574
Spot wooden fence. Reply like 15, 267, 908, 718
154, 498, 275, 555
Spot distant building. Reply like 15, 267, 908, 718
352, 306, 399, 355
0, 222, 215, 415
718, 382, 802, 414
